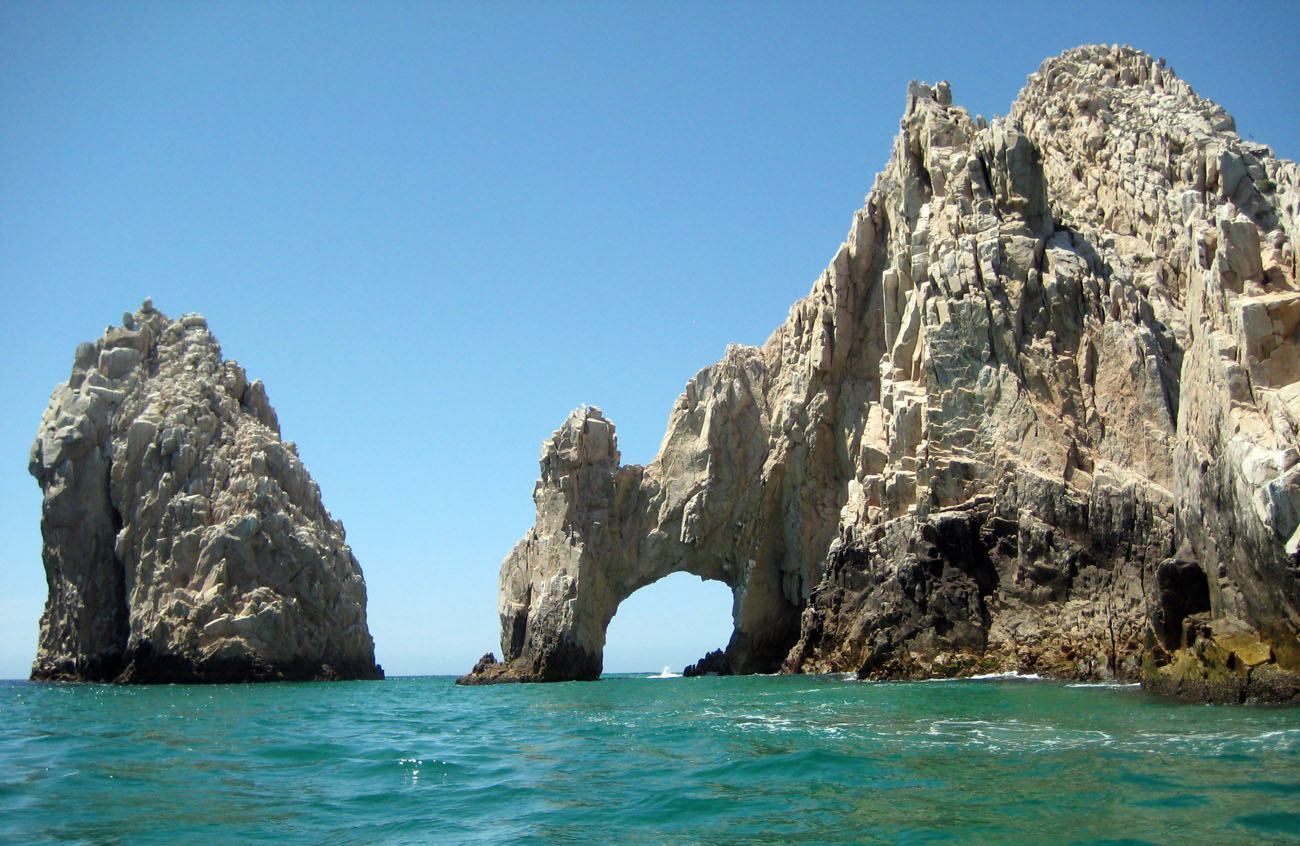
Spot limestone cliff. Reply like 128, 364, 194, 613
461, 45, 1300, 702
30, 302, 382, 683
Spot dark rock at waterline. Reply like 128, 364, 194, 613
456, 653, 504, 685
683, 649, 730, 677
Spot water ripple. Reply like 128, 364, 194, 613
1, 676, 1298, 844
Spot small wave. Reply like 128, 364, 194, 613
646, 667, 681, 679
1255, 730, 1298, 740
917, 671, 1044, 683
1065, 682, 1141, 689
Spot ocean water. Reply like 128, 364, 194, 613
2, 674, 1299, 845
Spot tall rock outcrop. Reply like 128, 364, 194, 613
461, 45, 1300, 702
30, 302, 382, 683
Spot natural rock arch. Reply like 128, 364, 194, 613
473, 404, 810, 683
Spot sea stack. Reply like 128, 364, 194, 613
30, 301, 382, 683
461, 45, 1300, 702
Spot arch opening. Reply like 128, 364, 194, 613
601, 572, 735, 675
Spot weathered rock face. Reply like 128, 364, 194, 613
462, 45, 1300, 702
30, 302, 382, 683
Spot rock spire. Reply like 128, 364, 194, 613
30, 302, 382, 683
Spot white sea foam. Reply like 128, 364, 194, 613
1255, 730, 1297, 740
917, 671, 1044, 683
646, 666, 681, 679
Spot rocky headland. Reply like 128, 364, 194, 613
30, 302, 382, 683
460, 45, 1300, 703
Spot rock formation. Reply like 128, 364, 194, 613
682, 649, 729, 678
30, 302, 382, 683
460, 45, 1300, 702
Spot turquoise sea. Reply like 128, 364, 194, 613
2, 674, 1299, 845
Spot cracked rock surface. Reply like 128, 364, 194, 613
30, 302, 382, 683
463, 45, 1299, 701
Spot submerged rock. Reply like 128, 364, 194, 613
462, 45, 1300, 702
30, 302, 382, 683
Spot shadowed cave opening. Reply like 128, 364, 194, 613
108, 501, 129, 674
601, 573, 735, 675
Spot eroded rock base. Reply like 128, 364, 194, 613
34, 647, 383, 684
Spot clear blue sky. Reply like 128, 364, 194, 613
2, 3, 1297, 679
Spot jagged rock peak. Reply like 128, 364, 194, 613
30, 301, 383, 683
462, 45, 1299, 702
